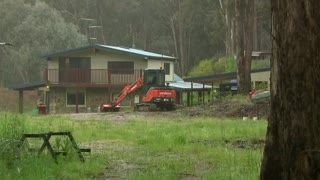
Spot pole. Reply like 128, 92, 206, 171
76, 69, 79, 113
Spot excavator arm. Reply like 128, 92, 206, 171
112, 78, 144, 106
100, 78, 144, 112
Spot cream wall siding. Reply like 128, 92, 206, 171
47, 60, 59, 69
47, 50, 93, 68
47, 51, 147, 70
91, 51, 147, 69
251, 71, 270, 90
147, 59, 162, 69
147, 60, 174, 82
91, 52, 147, 84
251, 71, 270, 82
46, 50, 175, 82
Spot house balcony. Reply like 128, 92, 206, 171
45, 69, 143, 86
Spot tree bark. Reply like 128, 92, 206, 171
236, 0, 254, 94
260, 0, 320, 179
244, 0, 254, 91
235, 0, 246, 94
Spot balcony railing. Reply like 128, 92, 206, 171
45, 69, 143, 85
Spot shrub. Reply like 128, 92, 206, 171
0, 113, 26, 171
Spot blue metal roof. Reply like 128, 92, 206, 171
9, 80, 47, 90
169, 74, 212, 91
184, 68, 270, 83
43, 44, 177, 61
169, 81, 212, 91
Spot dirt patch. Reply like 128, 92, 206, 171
225, 139, 265, 149
103, 159, 146, 179
57, 99, 269, 123
191, 139, 265, 150
58, 111, 187, 125
181, 99, 269, 119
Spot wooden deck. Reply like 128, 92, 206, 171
45, 69, 143, 86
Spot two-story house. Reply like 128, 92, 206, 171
42, 44, 177, 113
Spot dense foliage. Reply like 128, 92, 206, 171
0, 0, 271, 86
188, 55, 270, 78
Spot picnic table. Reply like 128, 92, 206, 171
19, 131, 90, 163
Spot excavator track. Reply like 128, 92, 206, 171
135, 103, 156, 112
135, 103, 176, 112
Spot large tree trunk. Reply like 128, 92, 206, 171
244, 0, 254, 91
236, 0, 255, 95
235, 0, 248, 94
260, 0, 320, 179
220, 0, 232, 56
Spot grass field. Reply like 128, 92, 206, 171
0, 112, 267, 180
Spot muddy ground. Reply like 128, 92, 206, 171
62, 99, 269, 122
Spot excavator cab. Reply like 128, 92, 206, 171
139, 69, 176, 111
143, 69, 166, 94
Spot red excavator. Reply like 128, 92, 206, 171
100, 69, 176, 112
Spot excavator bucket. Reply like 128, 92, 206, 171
100, 104, 120, 112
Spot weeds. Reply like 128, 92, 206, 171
0, 113, 26, 172
0, 113, 266, 179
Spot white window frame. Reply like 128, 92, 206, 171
66, 89, 86, 107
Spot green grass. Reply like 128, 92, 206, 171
0, 113, 267, 179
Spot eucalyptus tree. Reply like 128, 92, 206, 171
235, 0, 255, 94
261, 0, 320, 179
0, 0, 32, 86
5, 1, 86, 84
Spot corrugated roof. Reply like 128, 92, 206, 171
184, 68, 270, 83
169, 74, 212, 91
169, 81, 212, 91
43, 44, 177, 61
9, 80, 47, 90
100, 45, 176, 60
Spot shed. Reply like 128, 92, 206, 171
9, 80, 47, 113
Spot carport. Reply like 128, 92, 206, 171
169, 74, 212, 107
183, 68, 271, 94
9, 80, 47, 113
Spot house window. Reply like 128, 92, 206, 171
66, 91, 86, 106
164, 63, 170, 75
108, 61, 134, 74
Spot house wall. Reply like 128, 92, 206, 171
47, 60, 59, 82
251, 71, 270, 90
47, 51, 175, 83
147, 59, 175, 82
48, 87, 140, 114
48, 50, 147, 69
47, 51, 93, 83
46, 49, 176, 113
49, 87, 109, 113
92, 51, 147, 69
47, 60, 59, 69
92, 51, 147, 84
